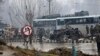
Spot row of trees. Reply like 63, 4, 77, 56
7, 0, 62, 28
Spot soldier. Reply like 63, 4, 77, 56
94, 24, 100, 56
69, 28, 75, 43
96, 34, 100, 56
74, 28, 81, 43
86, 25, 89, 35
90, 25, 94, 40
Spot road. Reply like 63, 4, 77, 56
7, 42, 98, 55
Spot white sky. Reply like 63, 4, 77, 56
56, 0, 100, 15
1, 0, 100, 28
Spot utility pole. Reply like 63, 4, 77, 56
47, 0, 52, 15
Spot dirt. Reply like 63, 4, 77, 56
0, 45, 98, 56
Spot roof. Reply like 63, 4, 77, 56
33, 19, 56, 21
33, 15, 100, 21
56, 15, 100, 20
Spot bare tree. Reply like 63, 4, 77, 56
8, 0, 36, 45
24, 0, 36, 45
8, 0, 36, 27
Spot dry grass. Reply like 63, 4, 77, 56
0, 45, 4, 50
13, 46, 35, 56
0, 45, 98, 56
47, 47, 97, 56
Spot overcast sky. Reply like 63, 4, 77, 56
0, 0, 100, 28
56, 0, 100, 15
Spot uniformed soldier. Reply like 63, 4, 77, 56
86, 25, 89, 34
94, 24, 100, 56
90, 25, 94, 40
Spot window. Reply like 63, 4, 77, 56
83, 19, 86, 23
79, 19, 83, 23
86, 17, 94, 23
98, 17, 100, 23
76, 19, 79, 23
71, 19, 74, 24
57, 19, 64, 25
94, 17, 98, 23
74, 18, 86, 24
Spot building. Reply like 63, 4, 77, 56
37, 14, 61, 19
62, 11, 89, 17
75, 11, 89, 16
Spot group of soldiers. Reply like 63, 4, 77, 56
86, 24, 100, 56
86, 25, 96, 40
49, 27, 82, 43
49, 24, 100, 55
66, 28, 82, 43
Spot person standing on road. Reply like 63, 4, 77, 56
86, 25, 89, 35
90, 25, 94, 40
96, 33, 100, 56
94, 24, 100, 56
74, 28, 81, 43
